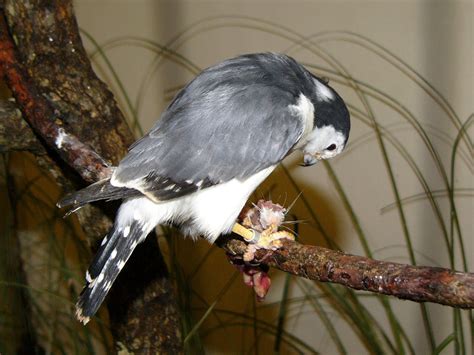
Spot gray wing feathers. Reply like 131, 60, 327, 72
57, 178, 140, 210
113, 54, 306, 198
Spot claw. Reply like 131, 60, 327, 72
232, 223, 259, 242
232, 222, 294, 248
254, 229, 295, 250
229, 200, 296, 301
247, 226, 294, 257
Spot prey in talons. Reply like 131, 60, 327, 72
229, 200, 295, 300
232, 223, 295, 262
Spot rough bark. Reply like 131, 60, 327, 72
219, 201, 474, 309
220, 237, 474, 309
0, 6, 113, 182
0, 1, 183, 353
0, 99, 45, 154
4, 0, 133, 164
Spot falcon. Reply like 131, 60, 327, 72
58, 52, 350, 323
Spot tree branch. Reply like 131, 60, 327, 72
0, 1, 183, 352
220, 236, 474, 309
0, 99, 45, 154
0, 12, 112, 182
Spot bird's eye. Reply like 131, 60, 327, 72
326, 144, 337, 151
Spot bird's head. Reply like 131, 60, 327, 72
299, 77, 350, 166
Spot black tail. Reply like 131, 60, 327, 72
57, 178, 139, 211
75, 220, 149, 324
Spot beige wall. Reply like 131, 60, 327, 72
75, 1, 472, 353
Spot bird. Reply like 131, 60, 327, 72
57, 52, 350, 324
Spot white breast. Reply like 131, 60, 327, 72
183, 165, 276, 242
115, 166, 276, 243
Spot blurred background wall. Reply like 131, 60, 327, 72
6, 0, 470, 353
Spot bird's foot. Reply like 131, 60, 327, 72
233, 223, 294, 262
230, 223, 294, 300
229, 201, 295, 301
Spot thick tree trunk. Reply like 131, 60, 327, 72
0, 1, 183, 353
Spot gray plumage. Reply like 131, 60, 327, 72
58, 52, 351, 324
111, 53, 317, 200
57, 178, 138, 211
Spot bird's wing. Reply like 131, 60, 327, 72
112, 80, 305, 201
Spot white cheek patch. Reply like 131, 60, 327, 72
304, 125, 346, 159
314, 79, 334, 102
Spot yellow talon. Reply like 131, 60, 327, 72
232, 223, 294, 249
232, 223, 258, 242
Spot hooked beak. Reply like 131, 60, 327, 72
300, 153, 321, 167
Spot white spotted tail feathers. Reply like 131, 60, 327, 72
76, 214, 152, 324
